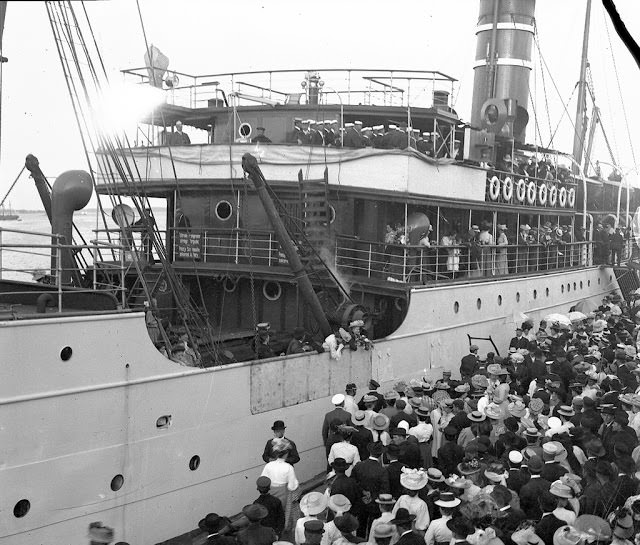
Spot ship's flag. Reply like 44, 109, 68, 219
143, 44, 169, 88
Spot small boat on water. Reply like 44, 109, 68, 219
1, 1, 639, 544
0, 202, 18, 220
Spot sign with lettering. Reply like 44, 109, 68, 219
176, 231, 202, 260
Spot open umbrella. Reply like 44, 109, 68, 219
568, 311, 587, 322
543, 313, 572, 326
574, 299, 598, 314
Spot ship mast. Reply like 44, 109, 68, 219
571, 0, 592, 174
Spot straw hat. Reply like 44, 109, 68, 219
300, 492, 329, 516
427, 468, 445, 483
512, 527, 545, 545
574, 515, 612, 542
371, 414, 390, 431
328, 494, 352, 514
374, 493, 396, 505
508, 400, 527, 418
445, 475, 472, 489
553, 526, 588, 545
435, 492, 462, 508
485, 403, 502, 420
549, 480, 573, 499
400, 468, 428, 491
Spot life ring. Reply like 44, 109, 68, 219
502, 177, 514, 201
516, 179, 526, 202
549, 185, 558, 207
559, 187, 567, 207
567, 187, 576, 207
527, 181, 536, 205
538, 183, 548, 206
489, 176, 500, 201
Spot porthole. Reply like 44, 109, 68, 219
598, 278, 601, 285
111, 474, 124, 492
580, 281, 583, 289
546, 287, 549, 297
156, 415, 172, 429
573, 282, 577, 291
533, 289, 537, 299
588, 279, 591, 287
516, 292, 520, 302
329, 205, 336, 224
189, 455, 201, 471
567, 283, 571, 292
60, 346, 73, 361
454, 301, 459, 313
561, 285, 565, 293
223, 276, 237, 293
263, 281, 282, 301
215, 200, 233, 221
238, 122, 252, 138
13, 499, 30, 518
477, 298, 482, 310
497, 295, 502, 306
609, 275, 612, 282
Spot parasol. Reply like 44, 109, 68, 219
543, 313, 572, 326
573, 299, 598, 314
568, 311, 587, 322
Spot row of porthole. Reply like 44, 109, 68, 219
453, 275, 604, 314
222, 277, 283, 301
12, 456, 202, 519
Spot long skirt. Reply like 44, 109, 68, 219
271, 483, 294, 529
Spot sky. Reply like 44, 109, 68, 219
0, 0, 639, 209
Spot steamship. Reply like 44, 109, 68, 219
1, 1, 637, 543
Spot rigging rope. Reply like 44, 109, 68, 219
602, 3, 637, 171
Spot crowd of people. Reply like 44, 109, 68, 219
189, 290, 640, 545
287, 118, 455, 156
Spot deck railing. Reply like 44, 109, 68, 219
120, 68, 458, 111
335, 236, 605, 285
0, 226, 127, 310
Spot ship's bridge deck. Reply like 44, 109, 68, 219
122, 67, 460, 117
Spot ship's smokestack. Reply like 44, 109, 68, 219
470, 0, 536, 144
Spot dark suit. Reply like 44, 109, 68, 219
330, 474, 361, 508
351, 426, 374, 461
437, 441, 464, 477
254, 492, 285, 536
506, 468, 530, 495
322, 408, 352, 445
358, 391, 385, 412
386, 460, 406, 499
262, 437, 300, 465
519, 476, 551, 520
509, 336, 529, 349
396, 530, 425, 545
390, 411, 418, 430
535, 514, 565, 545
494, 506, 526, 545
613, 474, 639, 509
540, 461, 567, 483
352, 458, 389, 530
400, 441, 422, 469
237, 521, 277, 545
460, 354, 478, 379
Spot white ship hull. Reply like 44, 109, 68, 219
1, 265, 618, 544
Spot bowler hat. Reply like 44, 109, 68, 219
390, 508, 416, 525
331, 458, 350, 470
198, 513, 227, 533
447, 517, 474, 537
271, 420, 286, 430
334, 514, 359, 534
